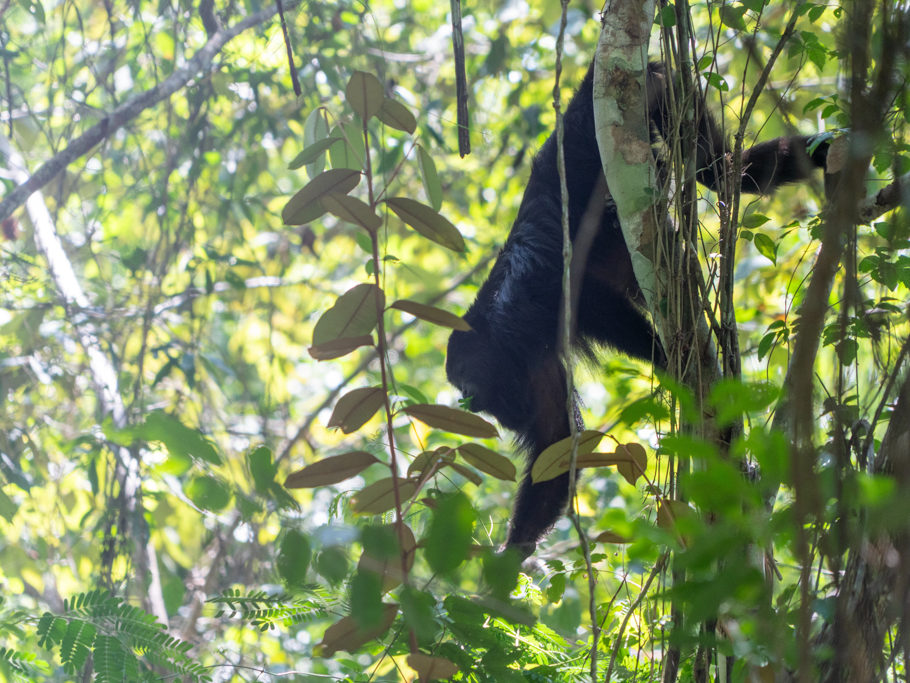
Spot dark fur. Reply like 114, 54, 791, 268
446, 62, 828, 556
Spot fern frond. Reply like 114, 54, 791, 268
208, 588, 330, 630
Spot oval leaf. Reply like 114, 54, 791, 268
613, 442, 648, 484
357, 524, 417, 592
391, 299, 471, 331
385, 197, 465, 252
449, 462, 483, 486
288, 137, 341, 170
407, 448, 455, 477
308, 334, 374, 361
327, 387, 386, 433
594, 530, 631, 545
458, 443, 516, 481
530, 430, 606, 483
402, 404, 498, 439
285, 451, 379, 488
312, 283, 384, 346
276, 529, 312, 588
377, 97, 417, 134
302, 107, 331, 176
346, 71, 384, 122
350, 477, 418, 514
322, 192, 382, 232
408, 653, 459, 681
418, 145, 443, 211
319, 603, 398, 656
282, 168, 361, 225
184, 475, 231, 512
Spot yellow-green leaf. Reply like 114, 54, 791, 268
346, 71, 384, 122
284, 451, 379, 488
385, 197, 465, 252
288, 137, 341, 170
377, 97, 417, 134
308, 335, 374, 361
350, 477, 418, 514
458, 443, 515, 481
282, 168, 360, 225
530, 430, 606, 483
327, 387, 386, 433
318, 603, 398, 656
417, 145, 443, 211
402, 404, 498, 439
358, 524, 417, 592
407, 653, 459, 681
390, 299, 470, 331
322, 192, 382, 232
312, 284, 384, 346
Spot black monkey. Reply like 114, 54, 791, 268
445, 62, 829, 557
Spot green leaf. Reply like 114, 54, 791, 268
530, 430, 605, 483
741, 212, 770, 228
321, 192, 382, 232
385, 197, 466, 252
277, 529, 312, 588
129, 410, 222, 466
350, 477, 417, 514
184, 475, 231, 512
417, 145, 443, 211
282, 168, 361, 225
284, 450, 379, 488
390, 299, 470, 330
288, 137, 341, 170
402, 403, 498, 438
302, 107, 331, 176
248, 446, 277, 493
377, 97, 417, 134
753, 232, 777, 264
425, 492, 475, 574
312, 283, 384, 346
346, 71, 384, 121
458, 443, 516, 481
327, 387, 386, 433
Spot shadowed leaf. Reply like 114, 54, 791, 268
351, 477, 418, 514
403, 404, 498, 438
346, 71, 384, 121
391, 299, 470, 330
319, 603, 398, 656
385, 197, 465, 252
530, 430, 605, 483
327, 387, 386, 433
285, 451, 379, 488
282, 168, 360, 225
458, 443, 515, 481
377, 97, 416, 133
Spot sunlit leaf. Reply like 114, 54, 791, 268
390, 299, 471, 330
318, 603, 398, 657
327, 386, 386, 433
350, 477, 418, 514
288, 137, 341, 170
530, 430, 605, 483
184, 475, 231, 512
402, 404, 498, 438
408, 653, 459, 681
130, 410, 222, 466
282, 168, 361, 225
284, 451, 379, 488
345, 71, 384, 121
312, 283, 384, 345
377, 97, 416, 134
385, 197, 465, 252
417, 145, 443, 211
458, 443, 515, 481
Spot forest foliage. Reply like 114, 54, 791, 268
1, 0, 909, 681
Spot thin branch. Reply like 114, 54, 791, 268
0, 2, 298, 223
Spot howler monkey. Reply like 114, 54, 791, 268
445, 61, 829, 557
